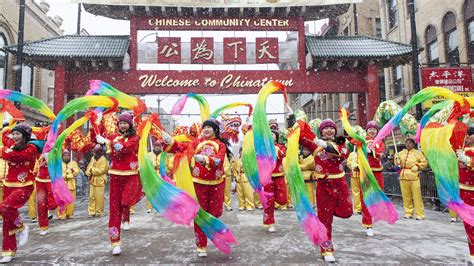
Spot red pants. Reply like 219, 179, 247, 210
194, 181, 225, 249
263, 176, 288, 226
361, 171, 385, 227
109, 174, 143, 245
36, 182, 57, 230
316, 178, 352, 255
0, 185, 34, 256
461, 189, 474, 256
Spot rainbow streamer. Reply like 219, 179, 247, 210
242, 129, 270, 208
415, 100, 453, 142
47, 111, 100, 210
88, 80, 147, 115
173, 152, 238, 254
210, 102, 253, 119
137, 117, 199, 226
420, 122, 474, 225
171, 93, 210, 122
253, 81, 287, 186
44, 96, 119, 153
0, 89, 56, 120
374, 87, 467, 145
340, 108, 398, 224
159, 152, 175, 184
283, 127, 328, 244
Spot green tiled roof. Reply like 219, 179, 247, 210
305, 35, 413, 59
3, 35, 130, 59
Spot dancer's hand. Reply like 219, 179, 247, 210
314, 138, 327, 148
114, 143, 123, 151
161, 132, 172, 144
410, 165, 419, 172
457, 151, 470, 164
194, 154, 206, 164
96, 135, 106, 144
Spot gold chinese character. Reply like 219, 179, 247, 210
258, 40, 276, 60
159, 42, 179, 58
192, 40, 213, 61
226, 40, 244, 59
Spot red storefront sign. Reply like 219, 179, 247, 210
157, 37, 181, 63
421, 67, 473, 92
191, 37, 214, 64
223, 37, 246, 64
255, 38, 279, 63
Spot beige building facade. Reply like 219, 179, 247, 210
0, 0, 63, 123
379, 0, 473, 105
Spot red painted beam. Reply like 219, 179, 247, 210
366, 64, 379, 121
54, 64, 66, 114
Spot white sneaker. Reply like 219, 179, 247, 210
122, 222, 130, 231
146, 209, 152, 213
112, 246, 121, 255
39, 230, 48, 236
225, 206, 233, 211
450, 218, 457, 223
366, 227, 374, 237
0, 256, 13, 263
197, 251, 207, 257
323, 255, 336, 262
268, 226, 276, 233
18, 225, 29, 246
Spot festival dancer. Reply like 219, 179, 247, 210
456, 126, 474, 263
162, 118, 230, 257
34, 153, 57, 235
263, 128, 288, 232
394, 138, 428, 220
57, 150, 80, 219
223, 153, 233, 211
96, 112, 143, 255
347, 150, 362, 214
360, 121, 385, 236
0, 123, 38, 263
86, 144, 109, 218
299, 146, 316, 208
233, 148, 255, 211
300, 118, 351, 262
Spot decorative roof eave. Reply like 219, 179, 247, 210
82, 3, 352, 21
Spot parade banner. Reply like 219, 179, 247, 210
421, 67, 473, 107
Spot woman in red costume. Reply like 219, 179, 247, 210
360, 121, 385, 236
263, 129, 288, 232
96, 112, 143, 256
0, 123, 38, 263
162, 118, 230, 258
301, 118, 351, 263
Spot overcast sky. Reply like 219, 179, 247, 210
42, 0, 325, 126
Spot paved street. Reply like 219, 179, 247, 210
4, 193, 471, 264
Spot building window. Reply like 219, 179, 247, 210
392, 66, 402, 96
464, 0, 474, 64
21, 65, 33, 96
443, 12, 460, 66
388, 0, 398, 29
375, 18, 382, 38
425, 25, 439, 66
0, 33, 7, 90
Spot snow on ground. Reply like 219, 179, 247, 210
3, 192, 470, 264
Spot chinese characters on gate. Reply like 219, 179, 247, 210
156, 37, 279, 64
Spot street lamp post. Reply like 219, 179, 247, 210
14, 0, 26, 107
408, 0, 423, 119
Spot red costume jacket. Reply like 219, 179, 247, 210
272, 143, 286, 177
366, 138, 385, 171
459, 147, 474, 189
35, 156, 50, 182
301, 138, 349, 179
167, 137, 226, 185
106, 133, 139, 176
1, 130, 37, 187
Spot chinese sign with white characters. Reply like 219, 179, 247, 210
421, 67, 472, 93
